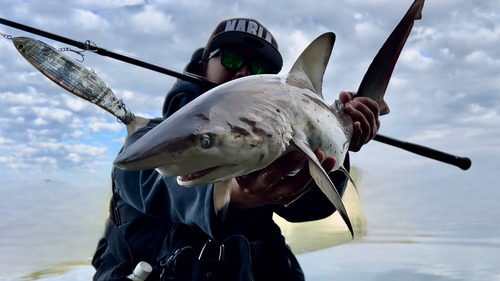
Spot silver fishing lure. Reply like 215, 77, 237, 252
11, 36, 148, 136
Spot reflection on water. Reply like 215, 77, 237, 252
298, 234, 500, 281
1, 160, 499, 280
275, 173, 367, 254
0, 176, 109, 280
10, 261, 92, 281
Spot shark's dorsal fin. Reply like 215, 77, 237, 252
287, 32, 335, 98
290, 136, 354, 238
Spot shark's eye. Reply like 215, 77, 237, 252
200, 134, 212, 149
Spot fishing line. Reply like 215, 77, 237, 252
1, 31, 12, 40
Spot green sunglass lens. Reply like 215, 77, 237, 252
221, 50, 243, 69
252, 61, 271, 75
220, 49, 272, 74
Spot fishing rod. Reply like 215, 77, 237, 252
374, 134, 471, 170
0, 17, 471, 170
0, 17, 217, 89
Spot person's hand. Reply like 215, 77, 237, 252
339, 91, 380, 152
224, 150, 336, 210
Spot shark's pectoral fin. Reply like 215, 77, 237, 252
213, 180, 231, 221
125, 116, 150, 138
290, 137, 354, 238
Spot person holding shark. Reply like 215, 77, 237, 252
92, 18, 380, 281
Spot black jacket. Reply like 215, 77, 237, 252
92, 48, 349, 281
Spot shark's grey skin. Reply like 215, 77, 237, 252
114, 0, 425, 237
117, 56, 354, 182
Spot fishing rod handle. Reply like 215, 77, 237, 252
373, 134, 472, 170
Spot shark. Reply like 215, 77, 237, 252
114, 0, 425, 237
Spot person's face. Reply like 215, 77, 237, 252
202, 45, 271, 85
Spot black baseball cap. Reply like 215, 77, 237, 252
202, 18, 283, 73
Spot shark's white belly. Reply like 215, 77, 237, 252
261, 79, 353, 171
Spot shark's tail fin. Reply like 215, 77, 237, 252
356, 0, 425, 115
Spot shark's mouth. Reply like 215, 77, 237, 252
178, 166, 220, 183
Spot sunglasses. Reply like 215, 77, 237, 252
207, 48, 274, 75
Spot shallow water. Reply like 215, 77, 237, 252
0, 177, 109, 280
299, 236, 500, 281
1, 151, 498, 280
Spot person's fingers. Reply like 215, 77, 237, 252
258, 151, 307, 188
339, 91, 356, 104
268, 151, 336, 206
233, 150, 337, 207
347, 100, 371, 141
346, 97, 380, 151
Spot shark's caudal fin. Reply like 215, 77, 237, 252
356, 0, 425, 115
290, 137, 354, 238
287, 32, 335, 98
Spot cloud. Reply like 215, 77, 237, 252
72, 9, 110, 31
400, 48, 434, 70
34, 156, 58, 165
65, 143, 107, 157
87, 121, 123, 133
354, 21, 385, 41
71, 130, 85, 139
0, 137, 14, 145
78, 0, 144, 8
32, 107, 73, 122
464, 51, 500, 67
459, 104, 500, 125
39, 141, 64, 151
130, 5, 175, 34
63, 95, 91, 112
66, 153, 81, 163
10, 143, 39, 156
9, 106, 27, 116
407, 128, 451, 143
0, 91, 37, 105
34, 117, 48, 126
281, 30, 315, 71
121, 90, 134, 99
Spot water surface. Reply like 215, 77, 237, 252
1, 147, 498, 280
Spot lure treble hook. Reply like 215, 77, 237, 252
58, 40, 97, 62
59, 47, 85, 62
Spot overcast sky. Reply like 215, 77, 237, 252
0, 0, 499, 277
1, 0, 497, 184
